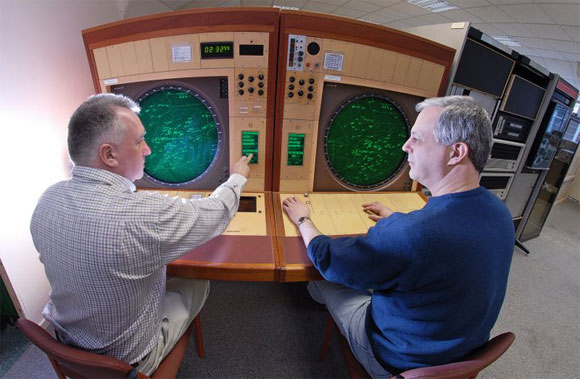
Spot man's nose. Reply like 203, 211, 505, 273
144, 142, 152, 156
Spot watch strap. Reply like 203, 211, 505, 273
297, 216, 310, 226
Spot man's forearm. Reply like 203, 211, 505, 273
298, 219, 322, 248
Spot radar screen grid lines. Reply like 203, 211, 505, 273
325, 95, 409, 190
138, 87, 220, 185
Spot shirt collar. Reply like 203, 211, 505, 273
71, 166, 137, 192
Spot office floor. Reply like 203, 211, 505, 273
1, 198, 579, 378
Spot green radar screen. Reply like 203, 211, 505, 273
138, 86, 221, 185
324, 94, 409, 190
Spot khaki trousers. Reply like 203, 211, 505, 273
135, 277, 210, 376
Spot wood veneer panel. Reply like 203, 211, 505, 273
279, 10, 455, 68
82, 8, 279, 49
167, 263, 275, 282
82, 7, 280, 95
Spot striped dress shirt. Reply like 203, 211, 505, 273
30, 166, 246, 363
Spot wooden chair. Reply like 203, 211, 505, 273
318, 316, 370, 379
320, 316, 515, 379
16, 315, 205, 379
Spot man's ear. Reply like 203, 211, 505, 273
98, 143, 119, 168
448, 142, 469, 166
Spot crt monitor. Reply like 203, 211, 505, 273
110, 77, 230, 189
453, 38, 514, 99
314, 83, 420, 191
500, 75, 546, 120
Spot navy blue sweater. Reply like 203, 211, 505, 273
307, 187, 514, 373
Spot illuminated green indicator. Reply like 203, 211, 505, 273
139, 88, 219, 184
241, 130, 259, 164
325, 95, 408, 188
200, 42, 234, 59
288, 133, 305, 166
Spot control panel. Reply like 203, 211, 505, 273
285, 72, 317, 102
89, 29, 271, 192
233, 68, 268, 118
235, 70, 267, 98
480, 172, 514, 200
287, 34, 306, 71
277, 32, 446, 192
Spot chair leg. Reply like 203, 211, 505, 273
319, 315, 334, 362
48, 358, 67, 379
194, 313, 204, 359
319, 315, 371, 378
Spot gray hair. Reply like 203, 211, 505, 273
67, 93, 140, 166
416, 96, 493, 172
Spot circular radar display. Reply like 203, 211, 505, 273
138, 86, 221, 185
325, 94, 409, 190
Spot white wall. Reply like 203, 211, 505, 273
0, 0, 122, 324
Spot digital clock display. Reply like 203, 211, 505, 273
200, 41, 234, 59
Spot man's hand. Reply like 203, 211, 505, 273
232, 154, 252, 178
283, 196, 320, 247
362, 201, 394, 221
282, 196, 310, 225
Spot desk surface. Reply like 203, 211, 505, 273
142, 190, 278, 281
147, 190, 427, 282
273, 191, 428, 281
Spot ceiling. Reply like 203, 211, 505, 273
120, 0, 580, 94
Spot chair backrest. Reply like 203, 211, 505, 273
395, 332, 515, 379
16, 318, 145, 379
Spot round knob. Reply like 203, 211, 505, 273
258, 89, 264, 96
307, 93, 313, 99
307, 42, 320, 55
288, 92, 294, 98
288, 84, 295, 90
298, 56, 303, 62
289, 76, 295, 83
309, 78, 315, 84
238, 82, 244, 88
258, 82, 264, 88
248, 76, 255, 82
298, 51, 304, 56
297, 90, 304, 97
258, 74, 264, 80
238, 89, 244, 95
299, 79, 305, 85
248, 87, 254, 94
308, 86, 314, 92
238, 73, 244, 80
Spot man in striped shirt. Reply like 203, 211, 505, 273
31, 93, 251, 375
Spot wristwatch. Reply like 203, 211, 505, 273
297, 216, 310, 226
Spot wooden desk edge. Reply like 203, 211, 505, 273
168, 261, 276, 282
276, 264, 322, 282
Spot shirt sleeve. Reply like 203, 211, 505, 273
307, 213, 408, 290
156, 173, 247, 264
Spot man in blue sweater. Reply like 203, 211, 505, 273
283, 96, 514, 377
